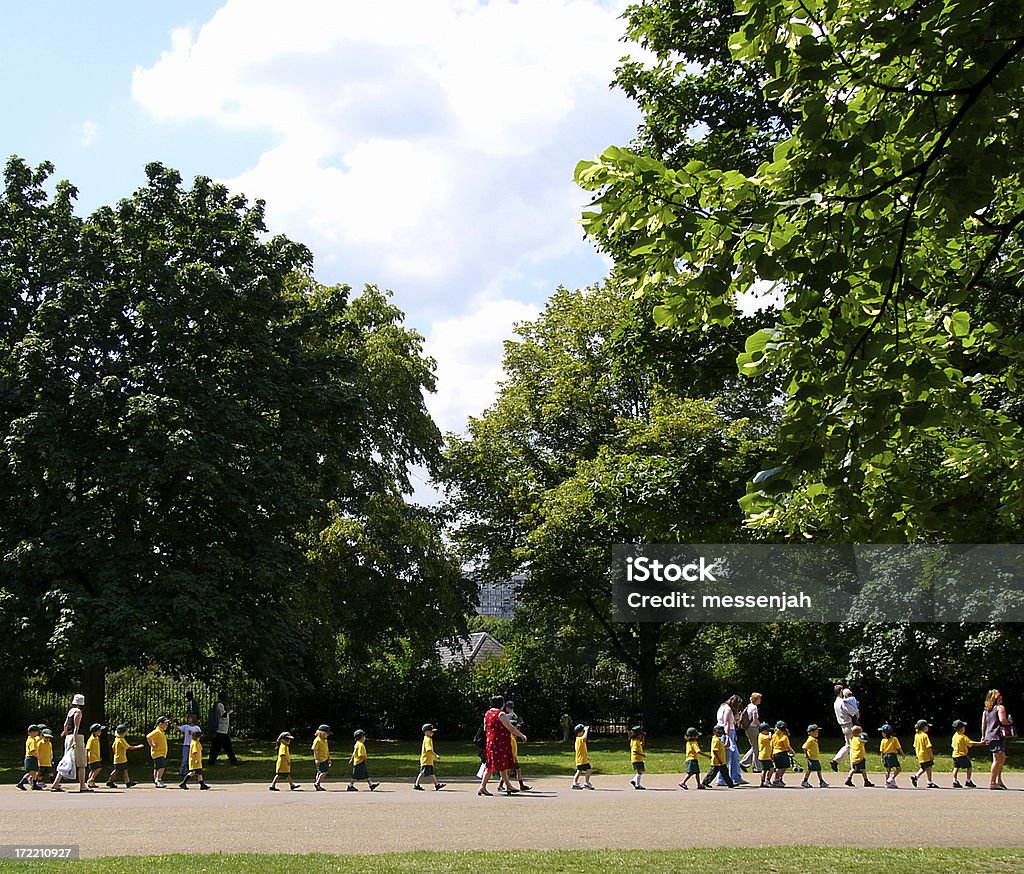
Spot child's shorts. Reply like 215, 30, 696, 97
575, 762, 592, 772
111, 764, 128, 775
806, 759, 822, 772
275, 771, 291, 778
419, 765, 435, 776
316, 761, 332, 774
953, 756, 971, 769
851, 760, 866, 772
882, 753, 900, 769
917, 759, 934, 770
88, 761, 103, 774
37, 767, 51, 781
772, 752, 791, 769
759, 758, 774, 772
511, 759, 520, 771
152, 756, 167, 770
353, 762, 369, 780
685, 760, 700, 775
632, 762, 645, 773
23, 756, 38, 771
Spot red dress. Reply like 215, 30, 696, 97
484, 707, 515, 771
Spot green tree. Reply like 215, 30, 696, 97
577, 0, 1024, 540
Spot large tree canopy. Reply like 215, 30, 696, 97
0, 158, 471, 712
577, 0, 1024, 541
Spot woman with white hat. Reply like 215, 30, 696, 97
51, 693, 89, 792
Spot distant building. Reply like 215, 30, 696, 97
475, 574, 524, 619
437, 632, 505, 668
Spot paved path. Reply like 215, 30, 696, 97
3, 776, 1023, 857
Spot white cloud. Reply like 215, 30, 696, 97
80, 120, 99, 147
131, 0, 640, 308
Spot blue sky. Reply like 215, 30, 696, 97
2, 0, 642, 446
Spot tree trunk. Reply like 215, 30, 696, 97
82, 663, 106, 758
637, 623, 661, 732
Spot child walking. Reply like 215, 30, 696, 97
312, 725, 332, 791
911, 720, 938, 788
879, 724, 904, 788
15, 724, 41, 790
146, 716, 172, 788
771, 721, 795, 787
571, 724, 595, 790
629, 726, 646, 790
757, 724, 775, 787
702, 724, 734, 788
844, 726, 874, 787
679, 727, 710, 789
35, 729, 54, 790
801, 724, 829, 788
108, 726, 144, 788
951, 720, 981, 788
269, 731, 300, 791
414, 724, 446, 790
178, 727, 210, 790
347, 729, 379, 791
85, 724, 107, 788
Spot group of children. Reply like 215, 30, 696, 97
15, 713, 997, 793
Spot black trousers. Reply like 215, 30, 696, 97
208, 732, 236, 765
703, 764, 734, 787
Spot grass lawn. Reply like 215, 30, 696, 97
1, 850, 1024, 873
3, 734, 1019, 784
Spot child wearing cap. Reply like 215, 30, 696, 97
85, 724, 106, 788
178, 712, 202, 779
951, 720, 981, 788
35, 729, 54, 788
415, 724, 446, 790
312, 725, 332, 791
147, 717, 172, 788
911, 720, 938, 788
679, 727, 710, 789
801, 725, 828, 788
270, 732, 300, 791
108, 726, 144, 788
879, 724, 904, 788
702, 725, 734, 788
178, 727, 210, 790
16, 725, 41, 790
347, 729, 379, 791
757, 724, 775, 787
571, 724, 595, 790
628, 726, 646, 790
770, 721, 796, 787
844, 726, 874, 787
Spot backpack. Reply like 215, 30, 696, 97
738, 707, 752, 730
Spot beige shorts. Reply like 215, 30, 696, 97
66, 734, 88, 769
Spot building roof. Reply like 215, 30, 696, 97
437, 632, 505, 668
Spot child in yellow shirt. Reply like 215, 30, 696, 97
177, 727, 210, 790
770, 721, 795, 787
801, 724, 829, 788
951, 720, 981, 788
571, 724, 594, 790
16, 724, 41, 790
911, 720, 938, 789
269, 731, 300, 791
679, 727, 711, 790
879, 724, 904, 788
312, 725, 332, 792
35, 730, 54, 789
85, 724, 106, 788
628, 726, 646, 790
415, 723, 446, 790
844, 726, 874, 787
108, 725, 144, 789
347, 729, 380, 792
757, 723, 775, 787
701, 724, 734, 788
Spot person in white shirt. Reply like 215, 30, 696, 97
715, 694, 746, 785
738, 692, 763, 772
208, 691, 237, 766
830, 685, 860, 771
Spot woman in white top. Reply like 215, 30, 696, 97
715, 694, 746, 785
51, 693, 89, 792
739, 692, 762, 772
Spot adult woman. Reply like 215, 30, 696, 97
478, 695, 527, 797
981, 689, 1012, 790
715, 694, 746, 785
51, 693, 89, 792
739, 692, 763, 773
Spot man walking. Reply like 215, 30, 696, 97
207, 691, 237, 766
830, 685, 860, 771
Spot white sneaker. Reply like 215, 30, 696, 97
155, 781, 166, 788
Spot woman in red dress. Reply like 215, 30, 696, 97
478, 695, 527, 796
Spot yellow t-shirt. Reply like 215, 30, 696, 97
574, 736, 589, 767
914, 731, 933, 762
880, 737, 903, 755
188, 738, 202, 771
311, 735, 330, 762
351, 740, 367, 765
146, 727, 167, 759
630, 738, 645, 763
86, 735, 101, 764
802, 736, 820, 760
25, 735, 38, 757
685, 739, 701, 761
276, 743, 291, 772
420, 736, 436, 767
36, 739, 53, 768
112, 736, 129, 765
757, 733, 773, 760
710, 735, 726, 766
772, 732, 793, 755
850, 735, 866, 764
952, 732, 973, 757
